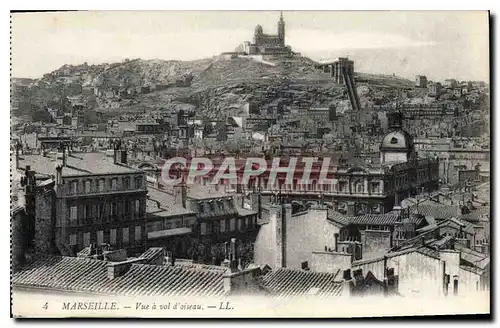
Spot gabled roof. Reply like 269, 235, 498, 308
139, 247, 164, 263
327, 210, 402, 227
261, 268, 344, 299
327, 210, 350, 227
12, 256, 226, 297
410, 203, 462, 219
348, 212, 401, 226
19, 153, 141, 177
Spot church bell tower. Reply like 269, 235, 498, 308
278, 11, 286, 46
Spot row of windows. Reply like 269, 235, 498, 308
68, 226, 143, 247
337, 203, 383, 215
68, 176, 144, 195
200, 216, 257, 236
68, 200, 143, 225
197, 199, 234, 215
147, 217, 196, 232
242, 180, 383, 194
365, 225, 390, 231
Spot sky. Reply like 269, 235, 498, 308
11, 11, 490, 82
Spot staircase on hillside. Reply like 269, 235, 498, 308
342, 66, 361, 112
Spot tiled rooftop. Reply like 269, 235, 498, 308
147, 188, 195, 217
261, 268, 344, 299
326, 210, 401, 227
173, 261, 230, 273
18, 153, 141, 177
411, 203, 462, 219
348, 212, 400, 226
12, 256, 226, 297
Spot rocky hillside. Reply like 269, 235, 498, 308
11, 54, 415, 122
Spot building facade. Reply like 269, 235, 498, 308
17, 146, 148, 257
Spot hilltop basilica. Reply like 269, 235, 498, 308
234, 12, 293, 56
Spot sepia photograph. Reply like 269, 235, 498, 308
9, 8, 491, 319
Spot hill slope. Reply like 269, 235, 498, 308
11, 54, 415, 121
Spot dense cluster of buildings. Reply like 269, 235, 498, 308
11, 106, 490, 300
10, 14, 490, 302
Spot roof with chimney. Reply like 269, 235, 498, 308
462, 205, 490, 222
261, 268, 345, 299
139, 247, 164, 263
12, 256, 227, 297
146, 187, 195, 217
353, 226, 489, 272
18, 153, 141, 177
348, 211, 401, 226
409, 203, 464, 219
326, 210, 404, 227
187, 185, 231, 200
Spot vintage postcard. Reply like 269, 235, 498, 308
10, 10, 490, 318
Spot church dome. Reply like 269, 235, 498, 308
255, 24, 263, 35
380, 130, 413, 151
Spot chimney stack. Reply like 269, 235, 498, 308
56, 165, 63, 185
230, 238, 237, 271
334, 233, 339, 252
174, 183, 187, 208
166, 251, 175, 266
63, 145, 67, 166
107, 258, 146, 280
120, 150, 128, 165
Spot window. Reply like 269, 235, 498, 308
135, 200, 140, 215
85, 180, 92, 193
135, 226, 142, 242
110, 229, 117, 245
69, 234, 77, 246
220, 220, 226, 233
83, 232, 90, 246
123, 228, 129, 245
135, 177, 143, 189
70, 206, 78, 225
390, 137, 399, 144
85, 204, 92, 220
111, 202, 117, 218
230, 219, 236, 231
125, 201, 131, 217
98, 179, 105, 192
123, 177, 130, 189
71, 181, 78, 194
97, 230, 103, 246
200, 223, 207, 235
98, 203, 105, 221
111, 178, 118, 191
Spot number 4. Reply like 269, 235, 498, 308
42, 302, 48, 310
